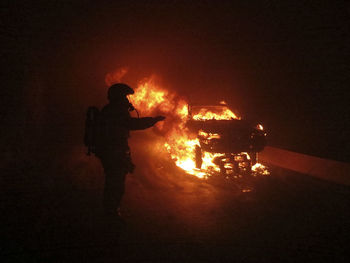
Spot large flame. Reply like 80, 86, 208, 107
192, 107, 239, 121
124, 76, 269, 178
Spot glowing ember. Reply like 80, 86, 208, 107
257, 124, 264, 130
252, 163, 270, 176
123, 76, 269, 178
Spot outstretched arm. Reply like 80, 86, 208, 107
128, 116, 165, 130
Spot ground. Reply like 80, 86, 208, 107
1, 134, 349, 262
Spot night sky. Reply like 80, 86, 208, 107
2, 0, 350, 161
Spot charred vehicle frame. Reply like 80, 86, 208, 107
186, 103, 267, 176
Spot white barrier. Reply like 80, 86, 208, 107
259, 146, 350, 186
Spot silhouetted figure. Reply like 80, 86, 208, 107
96, 83, 165, 219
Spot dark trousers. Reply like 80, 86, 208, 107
100, 156, 128, 215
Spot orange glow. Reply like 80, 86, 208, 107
130, 79, 171, 115
105, 67, 129, 86
125, 76, 269, 178
252, 163, 270, 176
198, 130, 221, 139
192, 107, 239, 120
257, 124, 264, 130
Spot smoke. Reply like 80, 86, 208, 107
105, 67, 129, 86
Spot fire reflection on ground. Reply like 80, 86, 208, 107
117, 132, 272, 241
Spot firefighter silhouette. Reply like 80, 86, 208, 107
96, 83, 165, 218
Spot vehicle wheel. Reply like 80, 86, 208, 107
195, 145, 202, 169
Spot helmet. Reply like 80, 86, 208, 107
107, 83, 134, 101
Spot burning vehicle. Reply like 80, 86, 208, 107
113, 75, 270, 179
186, 103, 267, 176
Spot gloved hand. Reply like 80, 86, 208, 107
154, 115, 166, 122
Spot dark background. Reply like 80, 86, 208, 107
2, 2, 350, 262
1, 0, 350, 162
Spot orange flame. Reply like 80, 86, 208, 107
125, 76, 269, 178
193, 107, 239, 121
